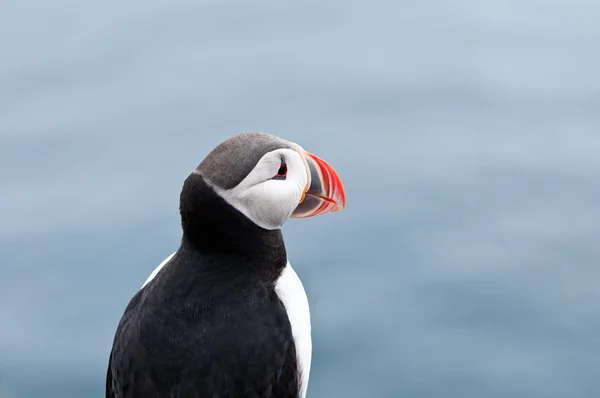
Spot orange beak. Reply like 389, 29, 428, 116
291, 151, 346, 218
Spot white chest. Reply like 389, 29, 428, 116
142, 255, 312, 398
275, 262, 312, 398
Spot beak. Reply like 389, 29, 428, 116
291, 150, 346, 218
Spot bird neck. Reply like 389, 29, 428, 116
178, 173, 287, 277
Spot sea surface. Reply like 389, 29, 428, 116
1, 1, 600, 397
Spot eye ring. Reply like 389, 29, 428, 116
273, 159, 287, 180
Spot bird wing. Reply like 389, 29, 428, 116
106, 287, 300, 397
105, 354, 113, 398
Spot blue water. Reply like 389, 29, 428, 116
2, 1, 600, 397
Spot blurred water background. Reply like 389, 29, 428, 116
1, 1, 600, 397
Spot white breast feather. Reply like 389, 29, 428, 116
275, 262, 312, 398
142, 254, 312, 398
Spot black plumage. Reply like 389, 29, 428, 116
106, 173, 300, 397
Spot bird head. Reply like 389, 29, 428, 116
190, 132, 346, 230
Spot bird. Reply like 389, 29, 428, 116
106, 132, 346, 398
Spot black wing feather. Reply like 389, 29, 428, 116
106, 278, 299, 398
106, 354, 113, 398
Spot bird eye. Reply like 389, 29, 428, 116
273, 159, 287, 180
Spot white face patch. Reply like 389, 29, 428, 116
203, 148, 309, 230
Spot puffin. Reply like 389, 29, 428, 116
106, 132, 346, 398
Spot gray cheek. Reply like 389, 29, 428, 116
243, 197, 281, 230
260, 196, 298, 229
